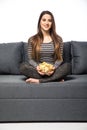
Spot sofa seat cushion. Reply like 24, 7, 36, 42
0, 75, 87, 99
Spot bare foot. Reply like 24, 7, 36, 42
26, 78, 39, 83
60, 79, 64, 82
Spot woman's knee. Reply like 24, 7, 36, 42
63, 62, 71, 73
20, 63, 29, 73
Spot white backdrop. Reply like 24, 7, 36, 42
0, 0, 87, 43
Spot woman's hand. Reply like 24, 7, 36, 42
46, 67, 55, 76
37, 66, 55, 76
36, 66, 45, 75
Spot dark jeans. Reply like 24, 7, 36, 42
20, 62, 71, 83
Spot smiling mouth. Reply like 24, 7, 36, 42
44, 25, 49, 28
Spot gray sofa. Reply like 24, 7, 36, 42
0, 41, 87, 122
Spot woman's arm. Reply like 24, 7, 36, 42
54, 60, 63, 69
54, 42, 64, 69
28, 42, 46, 75
28, 42, 38, 68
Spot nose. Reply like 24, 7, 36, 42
45, 20, 49, 25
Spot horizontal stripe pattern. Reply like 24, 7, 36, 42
40, 42, 54, 63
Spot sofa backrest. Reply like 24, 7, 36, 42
0, 41, 87, 75
63, 41, 87, 75
63, 41, 72, 63
0, 42, 24, 75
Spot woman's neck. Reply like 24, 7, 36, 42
43, 36, 52, 43
42, 31, 52, 43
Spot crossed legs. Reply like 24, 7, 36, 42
20, 62, 71, 83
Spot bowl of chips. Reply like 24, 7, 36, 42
39, 62, 54, 74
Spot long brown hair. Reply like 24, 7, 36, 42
28, 10, 63, 61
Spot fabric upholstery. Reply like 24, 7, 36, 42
63, 41, 72, 63
0, 42, 23, 74
0, 75, 87, 99
22, 42, 29, 63
71, 41, 87, 74
0, 99, 87, 121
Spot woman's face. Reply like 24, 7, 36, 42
40, 14, 52, 32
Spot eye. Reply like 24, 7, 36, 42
42, 18, 46, 22
48, 19, 52, 22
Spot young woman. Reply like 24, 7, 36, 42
20, 10, 71, 83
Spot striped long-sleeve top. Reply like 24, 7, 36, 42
28, 41, 63, 69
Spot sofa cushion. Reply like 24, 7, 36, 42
0, 75, 87, 99
71, 41, 87, 74
22, 42, 29, 63
0, 42, 23, 74
63, 41, 72, 63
